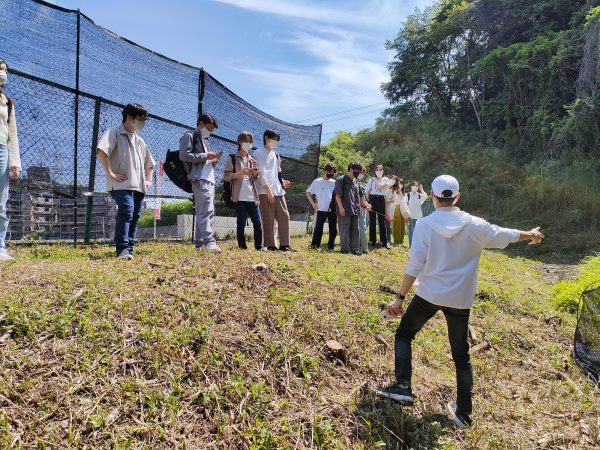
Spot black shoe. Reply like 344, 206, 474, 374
267, 246, 279, 251
239, 246, 248, 250
374, 383, 414, 404
279, 246, 296, 252
310, 245, 319, 250
447, 401, 472, 428
340, 250, 350, 254
351, 250, 362, 256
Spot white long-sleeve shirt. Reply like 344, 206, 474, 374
406, 191, 427, 219
254, 147, 285, 197
406, 207, 520, 309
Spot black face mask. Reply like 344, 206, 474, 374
325, 173, 334, 179
352, 171, 360, 178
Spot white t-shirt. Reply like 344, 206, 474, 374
238, 155, 256, 202
254, 147, 285, 197
366, 177, 390, 196
306, 177, 336, 212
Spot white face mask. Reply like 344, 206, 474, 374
411, 186, 418, 193
0, 71, 6, 85
375, 170, 384, 178
268, 139, 278, 149
241, 142, 252, 151
200, 127, 212, 139
133, 119, 145, 131
357, 173, 365, 180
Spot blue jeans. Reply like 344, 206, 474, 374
0, 144, 9, 249
395, 295, 473, 416
234, 201, 262, 250
407, 218, 418, 247
111, 189, 145, 254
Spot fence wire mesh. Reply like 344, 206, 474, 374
0, 0, 322, 243
574, 282, 600, 381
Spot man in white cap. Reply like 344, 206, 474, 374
375, 175, 544, 428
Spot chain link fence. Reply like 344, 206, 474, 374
1, 0, 322, 243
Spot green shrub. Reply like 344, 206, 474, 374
552, 254, 600, 313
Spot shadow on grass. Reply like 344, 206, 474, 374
353, 387, 452, 450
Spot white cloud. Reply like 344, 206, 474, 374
214, 0, 431, 134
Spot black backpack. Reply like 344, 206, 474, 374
164, 132, 199, 194
222, 154, 237, 208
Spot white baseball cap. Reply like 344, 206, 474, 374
431, 175, 459, 198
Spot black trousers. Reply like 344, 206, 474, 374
311, 210, 337, 249
368, 194, 387, 245
394, 295, 473, 416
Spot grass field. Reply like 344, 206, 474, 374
0, 238, 598, 449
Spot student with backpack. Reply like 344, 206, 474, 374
254, 129, 294, 252
406, 181, 428, 247
223, 131, 262, 250
375, 175, 545, 429
306, 163, 338, 250
179, 113, 223, 253
96, 103, 155, 259
0, 59, 20, 261
335, 162, 371, 255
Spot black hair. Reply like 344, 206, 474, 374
433, 193, 457, 205
198, 113, 218, 128
348, 162, 362, 172
122, 103, 148, 123
324, 163, 337, 173
263, 129, 281, 145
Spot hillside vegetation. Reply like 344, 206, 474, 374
321, 0, 600, 259
0, 240, 598, 449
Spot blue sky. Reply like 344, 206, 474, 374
48, 0, 432, 142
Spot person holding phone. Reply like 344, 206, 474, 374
179, 113, 223, 253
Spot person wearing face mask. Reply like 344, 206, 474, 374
97, 103, 155, 259
381, 176, 410, 248
357, 166, 371, 255
392, 178, 409, 246
406, 181, 428, 247
335, 162, 371, 255
254, 129, 294, 251
179, 113, 223, 253
306, 163, 338, 250
0, 59, 20, 261
223, 131, 262, 250
365, 164, 391, 249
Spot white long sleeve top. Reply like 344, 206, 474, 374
406, 207, 520, 309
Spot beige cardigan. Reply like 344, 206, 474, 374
223, 151, 260, 204
0, 93, 20, 169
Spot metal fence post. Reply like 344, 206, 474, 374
84, 98, 102, 243
198, 68, 205, 121
73, 10, 82, 245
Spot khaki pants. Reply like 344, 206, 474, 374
259, 195, 290, 248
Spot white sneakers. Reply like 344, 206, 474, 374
0, 248, 14, 261
196, 242, 222, 253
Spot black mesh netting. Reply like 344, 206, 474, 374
0, 0, 321, 241
574, 281, 600, 381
